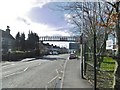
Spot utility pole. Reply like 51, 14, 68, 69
94, 30, 97, 90
80, 33, 84, 79
93, 2, 97, 90
80, 2, 84, 79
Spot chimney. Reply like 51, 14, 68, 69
6, 26, 10, 34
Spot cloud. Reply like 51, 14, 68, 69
10, 16, 71, 38
0, 1, 72, 39
0, 0, 50, 36
28, 4, 68, 27
32, 0, 50, 8
29, 21, 71, 36
17, 16, 31, 25
0, 0, 49, 21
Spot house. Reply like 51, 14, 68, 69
0, 26, 15, 54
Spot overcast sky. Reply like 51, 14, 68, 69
0, 0, 82, 48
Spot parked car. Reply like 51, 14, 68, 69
52, 51, 59, 55
49, 51, 52, 55
69, 53, 77, 59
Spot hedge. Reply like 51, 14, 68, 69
2, 50, 41, 61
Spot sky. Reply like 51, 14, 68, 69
0, 0, 115, 48
0, 0, 82, 48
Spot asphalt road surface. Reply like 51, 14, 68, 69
1, 54, 69, 88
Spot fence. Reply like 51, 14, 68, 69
84, 61, 115, 89
82, 36, 115, 89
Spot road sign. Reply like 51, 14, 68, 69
69, 43, 79, 50
106, 39, 113, 50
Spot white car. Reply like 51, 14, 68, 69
52, 51, 58, 55
49, 52, 52, 55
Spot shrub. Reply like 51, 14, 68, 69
2, 50, 41, 61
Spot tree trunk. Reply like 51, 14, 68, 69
114, 2, 120, 90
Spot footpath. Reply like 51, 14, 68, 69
62, 59, 93, 89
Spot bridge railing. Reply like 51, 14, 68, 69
39, 36, 80, 42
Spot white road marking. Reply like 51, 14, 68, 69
61, 59, 68, 88
2, 63, 15, 68
4, 73, 17, 77
11, 64, 15, 65
2, 65, 8, 68
47, 75, 58, 84
24, 67, 28, 71
3, 71, 10, 74
39, 63, 41, 65
4, 67, 29, 78
56, 69, 59, 74
47, 69, 59, 85
60, 64, 63, 68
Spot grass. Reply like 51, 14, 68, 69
98, 57, 117, 88
85, 56, 117, 88
100, 57, 116, 71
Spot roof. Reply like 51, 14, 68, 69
0, 29, 15, 40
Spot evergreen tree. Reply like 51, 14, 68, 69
15, 32, 21, 50
20, 33, 25, 51
26, 31, 39, 50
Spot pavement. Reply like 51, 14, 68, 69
62, 59, 93, 89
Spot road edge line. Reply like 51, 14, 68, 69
60, 57, 68, 88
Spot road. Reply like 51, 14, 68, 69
1, 54, 69, 88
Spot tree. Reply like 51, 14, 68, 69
20, 33, 25, 51
15, 32, 21, 50
106, 1, 120, 89
57, 1, 119, 66
56, 1, 119, 88
26, 31, 39, 51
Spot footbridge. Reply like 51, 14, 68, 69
39, 36, 81, 42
